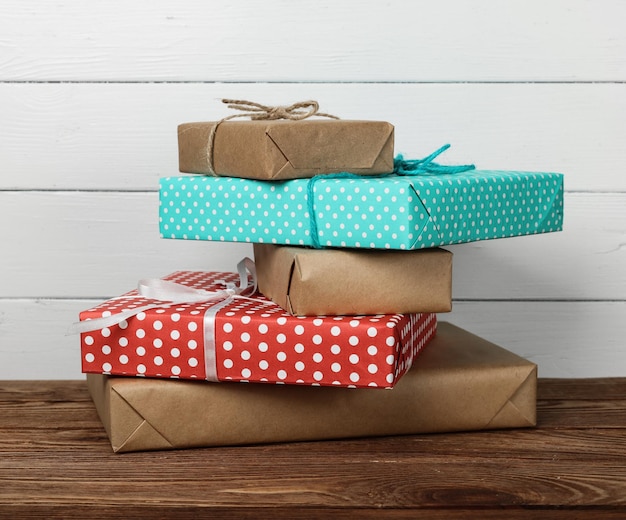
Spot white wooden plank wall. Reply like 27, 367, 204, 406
0, 0, 624, 379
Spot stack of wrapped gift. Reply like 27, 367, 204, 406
77, 100, 563, 453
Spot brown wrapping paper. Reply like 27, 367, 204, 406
254, 243, 453, 316
87, 323, 536, 453
178, 119, 394, 180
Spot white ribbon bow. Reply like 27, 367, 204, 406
70, 258, 259, 381
68, 257, 257, 335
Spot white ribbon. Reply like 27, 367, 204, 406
69, 258, 259, 381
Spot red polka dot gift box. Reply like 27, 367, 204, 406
77, 269, 437, 389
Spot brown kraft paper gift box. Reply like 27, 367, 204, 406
87, 322, 536, 453
254, 243, 453, 316
178, 119, 394, 180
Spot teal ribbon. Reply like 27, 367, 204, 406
307, 172, 361, 249
393, 144, 475, 176
307, 144, 475, 248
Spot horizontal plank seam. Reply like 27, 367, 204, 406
1, 80, 626, 85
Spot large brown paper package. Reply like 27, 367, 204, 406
87, 323, 536, 453
178, 119, 394, 180
254, 243, 453, 315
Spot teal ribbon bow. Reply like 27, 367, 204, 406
307, 144, 475, 248
393, 144, 475, 176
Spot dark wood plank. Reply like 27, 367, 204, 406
538, 378, 626, 400
537, 399, 626, 428
0, 379, 625, 518
3, 506, 626, 520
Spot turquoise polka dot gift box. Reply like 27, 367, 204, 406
159, 166, 563, 250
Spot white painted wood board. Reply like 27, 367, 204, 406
1, 0, 624, 82
1, 82, 625, 191
445, 302, 626, 379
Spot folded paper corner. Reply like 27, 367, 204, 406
486, 366, 537, 429
109, 383, 175, 453
112, 418, 174, 454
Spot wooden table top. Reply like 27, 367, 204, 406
1, 378, 625, 518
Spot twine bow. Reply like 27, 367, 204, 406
205, 99, 339, 175
220, 99, 338, 121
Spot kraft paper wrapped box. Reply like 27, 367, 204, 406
87, 322, 537, 453
78, 269, 437, 389
178, 119, 394, 180
254, 243, 453, 316
159, 169, 563, 249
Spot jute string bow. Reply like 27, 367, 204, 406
205, 99, 339, 175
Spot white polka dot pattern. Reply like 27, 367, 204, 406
159, 170, 563, 249
79, 271, 438, 388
